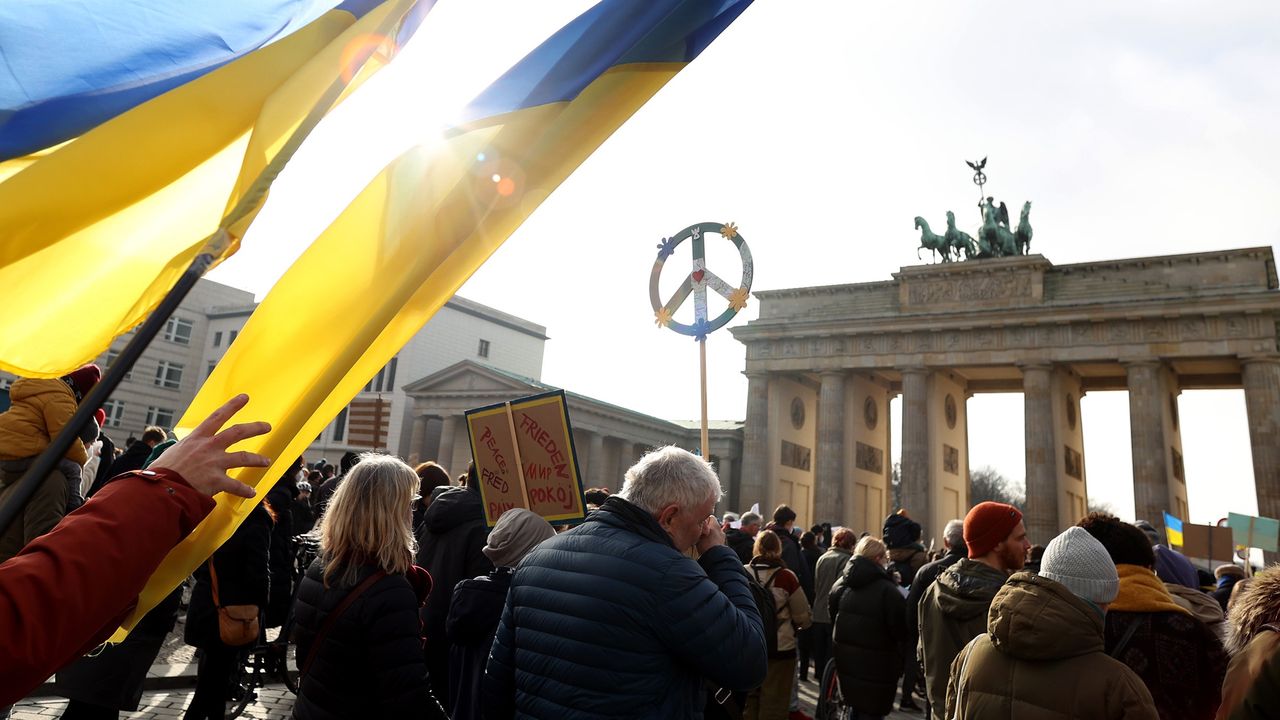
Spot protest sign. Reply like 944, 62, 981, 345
466, 390, 585, 527
1181, 522, 1236, 564
1228, 512, 1280, 553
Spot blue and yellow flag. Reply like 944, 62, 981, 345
1164, 511, 1185, 547
0, 0, 340, 160
0, 0, 432, 378
119, 0, 754, 637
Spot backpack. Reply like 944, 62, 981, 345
747, 564, 787, 658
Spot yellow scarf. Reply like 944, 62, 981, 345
1111, 564, 1192, 615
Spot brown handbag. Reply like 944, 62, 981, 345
209, 560, 260, 646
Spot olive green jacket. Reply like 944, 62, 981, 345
918, 558, 1007, 720
947, 573, 1157, 719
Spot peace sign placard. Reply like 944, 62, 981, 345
650, 221, 753, 341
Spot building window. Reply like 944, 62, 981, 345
163, 317, 194, 345
333, 406, 348, 442
386, 356, 398, 392
154, 361, 184, 390
145, 406, 176, 429
229, 330, 238, 344
102, 400, 125, 428
477, 339, 490, 358
105, 350, 132, 380
366, 357, 399, 393
207, 362, 217, 378
213, 331, 222, 347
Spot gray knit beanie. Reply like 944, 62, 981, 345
1040, 527, 1120, 604
483, 508, 556, 568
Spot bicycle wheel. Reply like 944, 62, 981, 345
224, 648, 260, 719
815, 657, 844, 720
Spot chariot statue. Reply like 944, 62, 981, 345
912, 159, 1034, 263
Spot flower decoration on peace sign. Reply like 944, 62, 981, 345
649, 222, 753, 342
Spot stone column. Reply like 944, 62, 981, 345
588, 432, 605, 488
900, 368, 931, 524
616, 442, 635, 489
718, 454, 737, 509
1021, 364, 1058, 544
407, 415, 427, 464
437, 414, 459, 476
1126, 361, 1170, 530
740, 372, 771, 507
1243, 357, 1280, 528
816, 371, 847, 524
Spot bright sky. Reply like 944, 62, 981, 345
209, 0, 1280, 526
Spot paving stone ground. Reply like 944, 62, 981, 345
17, 665, 917, 719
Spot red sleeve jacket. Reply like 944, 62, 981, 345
0, 468, 214, 706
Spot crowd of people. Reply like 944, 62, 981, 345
2, 367, 1280, 719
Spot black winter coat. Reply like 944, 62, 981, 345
84, 431, 116, 498
415, 486, 492, 643
769, 523, 814, 601
830, 556, 907, 717
905, 548, 965, 639
483, 497, 768, 719
725, 528, 755, 564
290, 560, 447, 720
104, 441, 151, 482
446, 567, 513, 720
265, 484, 295, 627
184, 504, 271, 649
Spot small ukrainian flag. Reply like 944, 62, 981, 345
1164, 511, 1185, 547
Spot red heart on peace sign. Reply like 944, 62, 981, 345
692, 270, 705, 282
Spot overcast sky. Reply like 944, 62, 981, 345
209, 0, 1280, 525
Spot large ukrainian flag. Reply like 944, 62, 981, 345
0, 0, 432, 378
118, 0, 754, 636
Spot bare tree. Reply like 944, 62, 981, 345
891, 462, 903, 512
969, 466, 1024, 510
1087, 498, 1116, 516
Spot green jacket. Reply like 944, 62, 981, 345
918, 558, 1007, 720
947, 573, 1157, 719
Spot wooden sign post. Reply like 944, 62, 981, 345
465, 390, 586, 527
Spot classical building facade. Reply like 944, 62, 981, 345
732, 247, 1280, 543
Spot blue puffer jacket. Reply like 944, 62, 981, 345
482, 497, 768, 719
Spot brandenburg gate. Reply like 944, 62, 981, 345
731, 247, 1280, 544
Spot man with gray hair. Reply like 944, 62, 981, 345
903, 519, 966, 712
727, 510, 762, 564
483, 446, 768, 719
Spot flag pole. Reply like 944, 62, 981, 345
0, 249, 218, 537
699, 338, 709, 460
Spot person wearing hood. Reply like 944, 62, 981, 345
1078, 513, 1227, 720
1214, 564, 1248, 612
1132, 520, 1226, 637
829, 535, 906, 720
1218, 565, 1280, 718
416, 460, 492, 709
0, 363, 100, 563
918, 502, 1027, 720
945, 527, 1157, 719
727, 510, 761, 564
883, 509, 928, 587
446, 508, 554, 720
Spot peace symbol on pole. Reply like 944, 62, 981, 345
650, 221, 753, 341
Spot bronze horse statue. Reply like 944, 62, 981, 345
980, 202, 1018, 257
1015, 201, 1033, 255
915, 216, 952, 262
945, 211, 977, 260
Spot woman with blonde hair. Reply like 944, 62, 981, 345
829, 535, 906, 720
289, 454, 447, 719
744, 529, 812, 720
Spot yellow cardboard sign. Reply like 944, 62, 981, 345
465, 390, 585, 526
